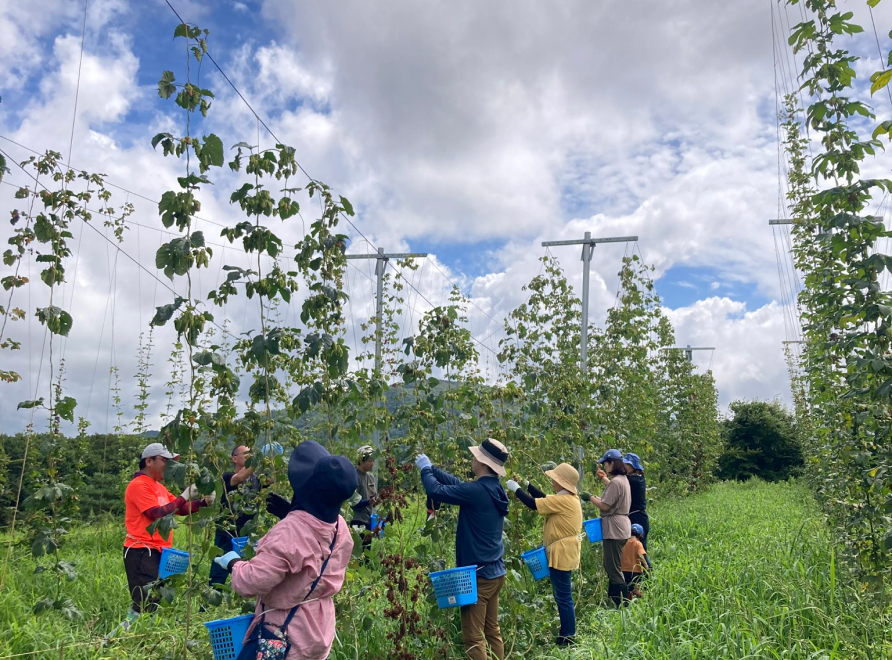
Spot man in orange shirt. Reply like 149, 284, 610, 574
122, 443, 214, 622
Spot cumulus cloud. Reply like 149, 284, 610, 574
4, 0, 892, 432
665, 298, 790, 410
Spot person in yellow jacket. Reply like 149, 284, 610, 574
506, 463, 582, 647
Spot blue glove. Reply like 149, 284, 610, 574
214, 550, 242, 572
259, 441, 284, 457
415, 454, 432, 470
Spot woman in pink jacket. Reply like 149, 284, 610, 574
215, 441, 357, 660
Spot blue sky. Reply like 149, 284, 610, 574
3, 0, 892, 432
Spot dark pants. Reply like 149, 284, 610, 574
209, 528, 234, 586
549, 568, 575, 639
629, 511, 652, 569
602, 538, 626, 585
123, 547, 161, 614
624, 570, 644, 590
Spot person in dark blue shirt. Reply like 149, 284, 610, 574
416, 439, 510, 660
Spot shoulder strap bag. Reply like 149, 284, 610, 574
237, 525, 339, 660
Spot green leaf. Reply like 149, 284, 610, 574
174, 23, 190, 38
152, 132, 174, 149
870, 69, 892, 96
294, 382, 323, 415
35, 306, 72, 336
202, 587, 224, 607
146, 513, 178, 540
158, 70, 177, 99
17, 398, 44, 410
160, 584, 177, 604
340, 196, 355, 216
56, 396, 77, 422
201, 134, 225, 169
56, 560, 78, 582
876, 377, 892, 399
31, 530, 57, 558
151, 297, 185, 327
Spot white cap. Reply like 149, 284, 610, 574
141, 442, 179, 460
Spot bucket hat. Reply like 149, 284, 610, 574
141, 442, 179, 461
469, 438, 509, 477
631, 523, 644, 536
597, 448, 624, 464
623, 452, 644, 472
287, 441, 331, 495
302, 455, 359, 523
288, 441, 358, 523
544, 463, 579, 495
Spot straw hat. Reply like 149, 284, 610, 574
544, 463, 579, 495
469, 438, 509, 476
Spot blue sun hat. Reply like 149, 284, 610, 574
631, 523, 644, 536
623, 452, 644, 472
597, 448, 624, 464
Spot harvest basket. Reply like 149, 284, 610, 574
158, 547, 190, 579
583, 518, 603, 543
429, 565, 478, 608
231, 536, 250, 555
205, 614, 255, 660
521, 546, 550, 580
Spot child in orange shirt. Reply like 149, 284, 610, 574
621, 523, 648, 598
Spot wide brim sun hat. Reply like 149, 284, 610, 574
468, 438, 509, 477
623, 453, 644, 472
544, 463, 579, 495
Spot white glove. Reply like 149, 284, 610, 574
204, 491, 217, 505
505, 480, 520, 493
214, 551, 242, 571
180, 484, 199, 501
415, 454, 432, 470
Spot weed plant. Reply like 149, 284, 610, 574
0, 480, 886, 659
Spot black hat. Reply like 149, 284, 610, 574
288, 441, 358, 523
288, 441, 330, 494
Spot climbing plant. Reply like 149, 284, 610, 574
2, 149, 132, 617
787, 0, 892, 588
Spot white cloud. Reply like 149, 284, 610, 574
6, 0, 892, 432
665, 298, 790, 409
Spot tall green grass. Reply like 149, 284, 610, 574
565, 480, 890, 660
0, 480, 887, 659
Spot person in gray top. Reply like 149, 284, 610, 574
348, 445, 379, 550
586, 448, 631, 606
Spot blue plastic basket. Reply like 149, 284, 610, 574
232, 536, 250, 555
205, 614, 255, 660
370, 513, 386, 538
583, 518, 603, 543
521, 546, 550, 580
158, 547, 190, 579
430, 565, 478, 609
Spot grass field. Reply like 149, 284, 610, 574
0, 480, 888, 659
